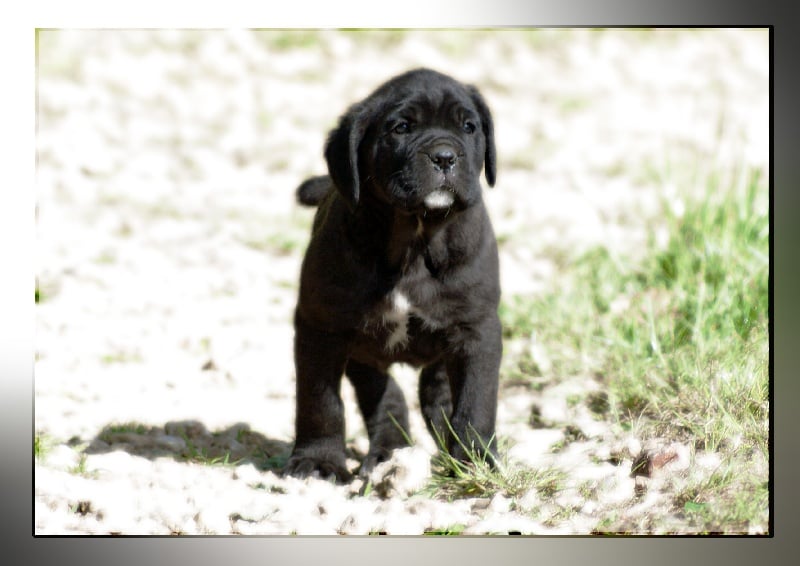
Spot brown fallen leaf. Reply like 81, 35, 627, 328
631, 442, 690, 478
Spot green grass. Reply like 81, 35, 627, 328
240, 233, 306, 255
35, 277, 59, 304
99, 422, 149, 443
392, 412, 566, 502
427, 447, 566, 502
423, 420, 568, 502
70, 452, 92, 476
34, 432, 54, 462
100, 350, 143, 365
499, 163, 769, 533
252, 30, 322, 51
177, 432, 243, 467
237, 211, 312, 258
94, 249, 117, 265
671, 459, 770, 533
424, 524, 467, 536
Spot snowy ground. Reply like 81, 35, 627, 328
34, 28, 769, 535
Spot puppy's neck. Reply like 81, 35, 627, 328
381, 211, 424, 270
349, 194, 455, 274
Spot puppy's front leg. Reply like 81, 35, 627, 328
284, 315, 352, 482
445, 315, 502, 465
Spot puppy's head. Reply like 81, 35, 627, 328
324, 68, 496, 214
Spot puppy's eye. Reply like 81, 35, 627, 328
462, 121, 477, 134
393, 121, 411, 134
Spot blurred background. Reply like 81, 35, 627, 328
35, 28, 768, 294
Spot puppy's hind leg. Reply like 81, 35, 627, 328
345, 360, 411, 476
418, 361, 454, 447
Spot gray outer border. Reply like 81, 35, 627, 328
8, 0, 795, 564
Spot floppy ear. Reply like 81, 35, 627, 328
324, 103, 370, 210
468, 86, 497, 187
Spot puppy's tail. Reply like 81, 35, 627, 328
296, 175, 333, 207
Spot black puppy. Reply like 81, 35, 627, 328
286, 68, 501, 481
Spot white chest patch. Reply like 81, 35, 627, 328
374, 289, 441, 352
383, 290, 412, 351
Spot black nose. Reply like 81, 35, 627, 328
430, 147, 457, 171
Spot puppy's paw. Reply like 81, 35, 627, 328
358, 449, 394, 479
447, 439, 499, 469
359, 433, 412, 478
283, 449, 353, 483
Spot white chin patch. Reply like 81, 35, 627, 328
423, 189, 455, 209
